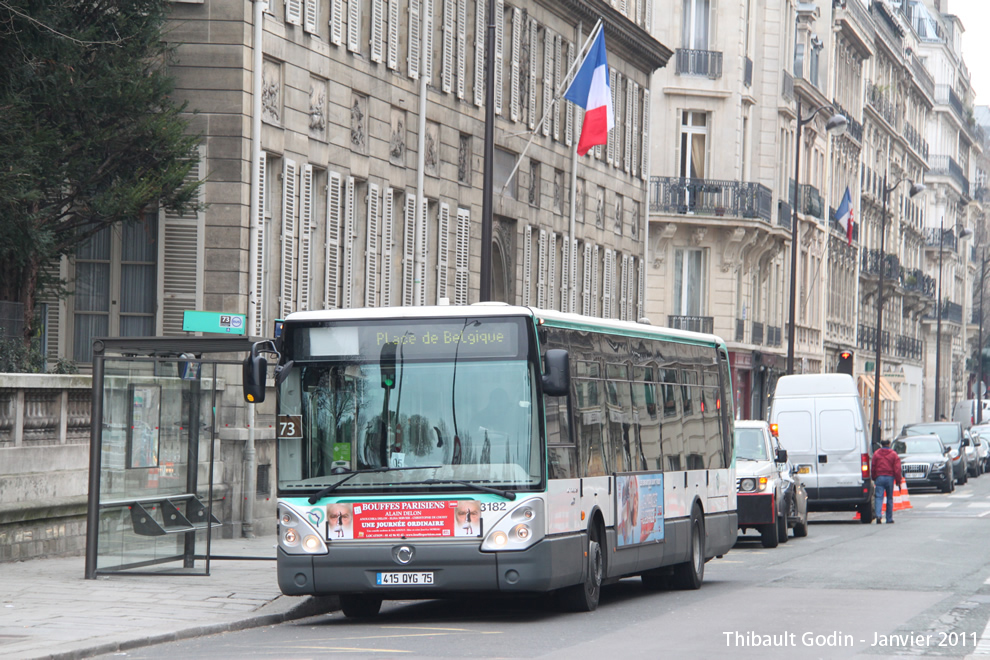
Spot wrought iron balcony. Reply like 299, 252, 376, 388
935, 85, 965, 125
928, 155, 970, 197
799, 184, 824, 221
895, 334, 924, 361
668, 315, 714, 334
858, 323, 891, 355
831, 100, 863, 143
649, 177, 772, 221
907, 52, 935, 99
901, 268, 936, 299
861, 249, 900, 279
675, 49, 723, 79
766, 326, 782, 347
903, 121, 929, 159
752, 321, 764, 346
777, 200, 792, 230
866, 80, 897, 126
924, 226, 964, 252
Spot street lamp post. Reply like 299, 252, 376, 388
979, 247, 986, 425
870, 175, 926, 447
786, 103, 848, 374
934, 217, 973, 421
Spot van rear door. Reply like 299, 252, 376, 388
772, 403, 817, 492
817, 407, 863, 495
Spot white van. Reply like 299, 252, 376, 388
769, 374, 875, 523
951, 399, 990, 430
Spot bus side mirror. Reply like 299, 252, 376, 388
542, 349, 570, 397
243, 354, 267, 403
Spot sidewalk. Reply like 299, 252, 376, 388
0, 535, 337, 660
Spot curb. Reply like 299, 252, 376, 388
37, 596, 340, 660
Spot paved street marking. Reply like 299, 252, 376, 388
968, 502, 990, 508
927, 502, 953, 508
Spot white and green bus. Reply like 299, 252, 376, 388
243, 304, 736, 617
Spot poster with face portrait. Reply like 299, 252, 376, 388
317, 500, 485, 539
615, 473, 665, 548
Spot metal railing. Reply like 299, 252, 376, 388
903, 121, 929, 159
861, 249, 900, 279
766, 326, 782, 347
752, 321, 764, 346
858, 323, 891, 355
901, 268, 936, 298
924, 226, 963, 252
928, 155, 970, 197
870, 0, 903, 52
935, 85, 966, 125
649, 177, 772, 220
908, 52, 935, 99
735, 318, 745, 342
675, 49, 723, 79
781, 69, 794, 101
668, 315, 714, 334
895, 334, 924, 361
777, 199, 792, 230
831, 99, 863, 143
866, 80, 897, 126
799, 184, 824, 221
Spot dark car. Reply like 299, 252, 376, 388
892, 434, 954, 493
898, 422, 968, 485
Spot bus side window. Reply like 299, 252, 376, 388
545, 394, 577, 479
661, 368, 685, 471
573, 375, 608, 477
703, 369, 725, 469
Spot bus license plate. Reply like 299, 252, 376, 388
376, 572, 434, 586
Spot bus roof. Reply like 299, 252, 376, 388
283, 303, 725, 347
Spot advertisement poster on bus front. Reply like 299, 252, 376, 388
319, 500, 483, 539
616, 473, 664, 547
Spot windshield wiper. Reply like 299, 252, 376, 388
416, 479, 517, 500
307, 465, 441, 504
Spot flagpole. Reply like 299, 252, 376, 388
499, 19, 603, 195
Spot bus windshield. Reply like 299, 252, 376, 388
275, 317, 542, 494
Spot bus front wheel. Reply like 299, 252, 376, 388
558, 535, 603, 611
339, 594, 383, 618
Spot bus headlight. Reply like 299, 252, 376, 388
481, 499, 545, 552
277, 504, 328, 555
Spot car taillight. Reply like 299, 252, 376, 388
861, 453, 870, 478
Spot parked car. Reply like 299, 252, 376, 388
734, 420, 809, 548
972, 433, 989, 475
892, 434, 954, 493
963, 430, 982, 477
898, 422, 968, 485
970, 424, 990, 471
769, 374, 875, 523
951, 399, 990, 430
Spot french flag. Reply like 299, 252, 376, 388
564, 28, 614, 157
835, 186, 854, 245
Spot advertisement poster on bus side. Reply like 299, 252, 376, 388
321, 500, 482, 540
616, 473, 664, 547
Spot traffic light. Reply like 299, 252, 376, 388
837, 350, 854, 376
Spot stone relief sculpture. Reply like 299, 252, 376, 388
261, 60, 281, 124
614, 196, 623, 235
425, 121, 439, 176
350, 94, 367, 153
595, 187, 605, 229
458, 134, 471, 184
390, 108, 406, 165
309, 82, 327, 137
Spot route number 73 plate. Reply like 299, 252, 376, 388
376, 572, 435, 586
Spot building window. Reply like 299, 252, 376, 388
680, 110, 708, 179
673, 247, 705, 316
681, 0, 710, 50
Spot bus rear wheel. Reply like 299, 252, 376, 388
339, 594, 383, 618
671, 506, 705, 590
558, 535, 603, 611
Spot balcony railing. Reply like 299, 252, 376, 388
936, 300, 963, 325
781, 69, 794, 101
861, 249, 900, 279
744, 56, 753, 87
668, 315, 714, 334
903, 121, 929, 159
901, 268, 936, 299
935, 85, 965, 124
870, 0, 903, 52
828, 213, 860, 242
766, 326, 782, 347
831, 99, 863, 142
777, 199, 792, 230
649, 177, 772, 220
928, 155, 970, 197
908, 52, 935, 99
735, 318, 745, 342
895, 334, 924, 361
752, 321, 764, 346
675, 49, 723, 79
866, 80, 897, 126
799, 184, 824, 221
858, 323, 891, 355
924, 226, 963, 252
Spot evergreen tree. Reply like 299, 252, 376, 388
0, 0, 202, 344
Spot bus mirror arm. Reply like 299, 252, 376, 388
274, 360, 294, 388
541, 349, 570, 397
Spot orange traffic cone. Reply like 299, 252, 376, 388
893, 479, 912, 511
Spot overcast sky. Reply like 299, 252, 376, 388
948, 0, 989, 105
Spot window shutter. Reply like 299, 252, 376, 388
160, 147, 205, 336
304, 0, 320, 32
619, 0, 627, 14
624, 79, 633, 173
547, 232, 557, 310
281, 159, 298, 319
569, 237, 578, 314
381, 187, 395, 306
325, 172, 342, 308
365, 182, 380, 306
456, 0, 467, 99
348, 0, 361, 52
565, 41, 574, 146
619, 254, 629, 321
641, 89, 650, 180
582, 242, 592, 316
607, 72, 617, 166
442, 0, 454, 92
252, 152, 267, 335
553, 33, 561, 141
560, 233, 570, 313
408, 0, 421, 80
509, 7, 521, 122
423, 0, 435, 83
387, 0, 400, 69
537, 228, 547, 308
286, 0, 303, 25
631, 81, 639, 178
473, 0, 485, 106
371, 0, 385, 62
637, 257, 644, 320
436, 202, 450, 300
541, 29, 552, 137
528, 19, 538, 130
493, 0, 503, 115
454, 207, 470, 304
591, 244, 600, 317
331, 0, 343, 45
417, 197, 428, 305
645, 0, 652, 34
602, 247, 613, 318
297, 165, 314, 311
343, 177, 356, 308
403, 193, 416, 305
522, 225, 533, 306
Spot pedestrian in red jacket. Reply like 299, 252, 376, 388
871, 439, 904, 524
